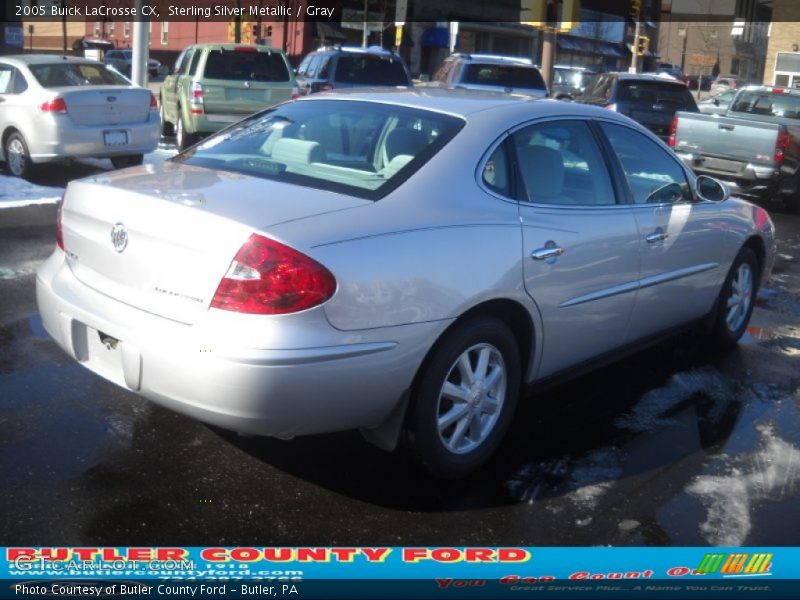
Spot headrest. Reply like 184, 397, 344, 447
271, 138, 324, 164
516, 145, 564, 200
385, 128, 427, 161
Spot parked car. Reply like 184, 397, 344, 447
683, 74, 713, 92
576, 72, 698, 141
429, 53, 548, 98
671, 85, 800, 211
551, 65, 596, 100
159, 43, 297, 150
294, 46, 412, 95
37, 89, 775, 477
710, 75, 741, 96
697, 89, 736, 114
104, 49, 162, 78
0, 55, 160, 178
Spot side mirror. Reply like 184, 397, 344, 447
713, 98, 720, 105
696, 175, 730, 202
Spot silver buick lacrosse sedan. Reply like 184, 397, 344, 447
37, 89, 776, 477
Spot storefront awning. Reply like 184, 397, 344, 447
557, 35, 628, 58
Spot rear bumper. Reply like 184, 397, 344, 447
36, 250, 442, 437
28, 112, 160, 162
676, 152, 782, 197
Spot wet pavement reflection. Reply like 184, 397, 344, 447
0, 213, 799, 547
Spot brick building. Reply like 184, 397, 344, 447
763, 0, 800, 87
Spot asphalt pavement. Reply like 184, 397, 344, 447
0, 198, 799, 547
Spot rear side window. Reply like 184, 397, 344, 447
203, 50, 290, 82
583, 74, 614, 100
177, 100, 463, 200
730, 91, 800, 119
512, 120, 616, 206
333, 55, 409, 86
188, 50, 202, 75
29, 63, 129, 87
616, 81, 697, 109
462, 64, 546, 90
0, 65, 13, 93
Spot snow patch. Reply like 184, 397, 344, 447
687, 423, 800, 546
0, 175, 62, 207
615, 369, 734, 432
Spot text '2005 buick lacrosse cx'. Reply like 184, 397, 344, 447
37, 88, 776, 477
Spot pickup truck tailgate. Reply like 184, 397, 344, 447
674, 112, 781, 167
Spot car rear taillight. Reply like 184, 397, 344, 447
604, 103, 617, 111
753, 206, 770, 231
291, 86, 300, 100
56, 197, 64, 251
668, 115, 679, 148
150, 93, 158, 108
775, 130, 790, 165
211, 234, 336, 315
189, 81, 204, 114
40, 97, 67, 113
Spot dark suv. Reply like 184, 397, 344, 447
295, 46, 412, 95
576, 73, 698, 141
430, 53, 548, 98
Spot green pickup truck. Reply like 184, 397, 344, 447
670, 85, 800, 212
159, 43, 297, 150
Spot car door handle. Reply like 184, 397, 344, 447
531, 242, 566, 260
646, 230, 669, 243
718, 123, 735, 131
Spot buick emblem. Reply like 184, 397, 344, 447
110, 223, 128, 253
107, 96, 117, 102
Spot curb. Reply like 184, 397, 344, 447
0, 204, 58, 229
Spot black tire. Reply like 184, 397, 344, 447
4, 132, 32, 179
110, 154, 144, 169
709, 247, 759, 347
175, 110, 194, 151
408, 316, 521, 478
159, 99, 174, 137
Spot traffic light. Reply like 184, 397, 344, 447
636, 35, 650, 55
521, 0, 556, 28
630, 0, 642, 18
558, 0, 580, 32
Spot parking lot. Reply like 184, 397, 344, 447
1, 148, 798, 547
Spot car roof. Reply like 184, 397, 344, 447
0, 54, 101, 67
191, 43, 285, 54
296, 87, 629, 121
604, 72, 686, 86
313, 45, 400, 57
449, 53, 533, 66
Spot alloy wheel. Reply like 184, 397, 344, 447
725, 262, 753, 332
435, 343, 507, 454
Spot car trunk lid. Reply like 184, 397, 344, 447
54, 87, 152, 126
61, 162, 367, 324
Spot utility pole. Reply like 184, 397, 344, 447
628, 0, 642, 73
521, 0, 579, 92
362, 0, 369, 47
132, 0, 150, 87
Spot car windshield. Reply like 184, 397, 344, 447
730, 91, 800, 119
617, 81, 695, 107
203, 49, 290, 82
333, 55, 409, 86
462, 64, 546, 89
29, 62, 129, 87
176, 100, 464, 200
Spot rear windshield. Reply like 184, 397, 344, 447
333, 55, 409, 86
730, 91, 800, 119
462, 64, 546, 90
616, 81, 696, 108
203, 50, 290, 82
29, 63, 129, 87
176, 100, 463, 200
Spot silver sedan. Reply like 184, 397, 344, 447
36, 89, 776, 477
0, 55, 160, 178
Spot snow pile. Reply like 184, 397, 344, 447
687, 423, 800, 546
0, 175, 62, 208
615, 368, 735, 432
